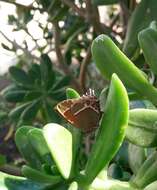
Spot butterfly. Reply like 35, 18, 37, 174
55, 89, 102, 133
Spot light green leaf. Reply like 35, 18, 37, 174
43, 123, 72, 179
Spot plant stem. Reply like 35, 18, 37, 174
79, 45, 91, 92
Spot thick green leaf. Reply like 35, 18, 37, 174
24, 91, 42, 101
144, 181, 157, 190
43, 101, 60, 123
0, 172, 47, 190
123, 0, 148, 58
43, 123, 72, 179
48, 88, 66, 101
123, 0, 157, 58
15, 126, 42, 169
40, 54, 55, 89
89, 178, 136, 190
128, 143, 146, 174
9, 102, 31, 121
52, 76, 71, 91
20, 99, 41, 122
66, 88, 80, 99
132, 151, 157, 188
65, 88, 81, 177
126, 109, 157, 147
68, 181, 78, 190
67, 125, 82, 178
2, 85, 26, 102
9, 66, 32, 87
84, 74, 129, 185
28, 64, 41, 85
138, 22, 157, 75
92, 34, 157, 105
28, 128, 53, 165
22, 165, 62, 184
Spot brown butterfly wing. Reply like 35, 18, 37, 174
69, 96, 101, 132
55, 99, 78, 125
72, 106, 101, 132
55, 95, 101, 133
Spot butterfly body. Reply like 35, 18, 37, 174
55, 90, 101, 133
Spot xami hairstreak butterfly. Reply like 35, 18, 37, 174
55, 89, 101, 133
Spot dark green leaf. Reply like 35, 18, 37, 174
24, 91, 42, 101
20, 99, 41, 122
9, 102, 31, 121
22, 165, 62, 184
126, 109, 157, 147
40, 54, 54, 89
128, 143, 146, 174
28, 128, 53, 165
2, 85, 27, 103
52, 76, 71, 91
28, 64, 41, 85
15, 126, 43, 169
0, 171, 47, 190
43, 101, 60, 123
9, 66, 32, 87
48, 88, 66, 101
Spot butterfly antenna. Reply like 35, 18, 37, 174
85, 88, 95, 96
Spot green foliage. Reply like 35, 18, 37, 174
84, 74, 129, 185
9, 75, 144, 190
0, 171, 48, 190
126, 109, 157, 147
2, 54, 70, 126
92, 34, 157, 105
138, 21, 157, 75
123, 0, 157, 58
1, 0, 157, 189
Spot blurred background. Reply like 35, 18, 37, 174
0, 0, 156, 177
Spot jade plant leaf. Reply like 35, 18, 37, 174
132, 151, 157, 188
126, 109, 157, 147
144, 181, 157, 190
28, 128, 53, 165
15, 126, 42, 169
0, 172, 47, 190
68, 181, 78, 190
128, 143, 146, 174
22, 165, 62, 184
84, 74, 129, 185
43, 123, 72, 179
